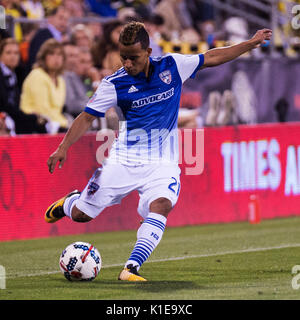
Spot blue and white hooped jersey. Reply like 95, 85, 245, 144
85, 53, 204, 165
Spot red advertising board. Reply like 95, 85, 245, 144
1, 123, 300, 241
176, 123, 300, 226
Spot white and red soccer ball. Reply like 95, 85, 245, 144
59, 242, 101, 281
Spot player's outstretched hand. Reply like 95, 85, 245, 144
251, 28, 272, 48
47, 147, 67, 173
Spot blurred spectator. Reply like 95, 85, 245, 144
20, 39, 68, 133
90, 19, 124, 130
154, 0, 192, 41
224, 17, 249, 44
143, 13, 164, 56
2, 0, 27, 42
86, 15, 104, 42
0, 29, 10, 42
63, 41, 80, 72
19, 23, 38, 66
84, 0, 117, 17
64, 0, 85, 18
0, 38, 48, 134
111, 0, 150, 11
180, 27, 201, 48
178, 108, 199, 128
21, 0, 45, 19
231, 70, 257, 125
205, 90, 238, 127
63, 42, 90, 118
199, 20, 217, 49
275, 98, 289, 122
70, 24, 94, 49
28, 5, 70, 69
91, 19, 124, 73
77, 46, 101, 95
117, 7, 139, 22
185, 0, 215, 34
41, 0, 62, 13
0, 112, 11, 136
102, 21, 124, 71
63, 42, 118, 130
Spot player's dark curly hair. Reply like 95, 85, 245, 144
119, 21, 150, 50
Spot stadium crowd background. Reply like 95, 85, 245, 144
0, 0, 299, 136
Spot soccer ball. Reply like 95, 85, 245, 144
59, 241, 102, 281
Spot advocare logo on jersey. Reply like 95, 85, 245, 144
131, 87, 174, 108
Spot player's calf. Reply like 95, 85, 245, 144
149, 197, 173, 217
71, 207, 93, 222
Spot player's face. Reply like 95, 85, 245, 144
119, 42, 152, 76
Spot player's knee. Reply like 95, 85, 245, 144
149, 197, 173, 217
71, 206, 93, 222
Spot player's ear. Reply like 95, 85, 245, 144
146, 47, 152, 57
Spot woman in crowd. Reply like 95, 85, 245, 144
0, 38, 47, 134
20, 38, 68, 132
91, 19, 124, 74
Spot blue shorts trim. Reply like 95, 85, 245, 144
84, 107, 105, 117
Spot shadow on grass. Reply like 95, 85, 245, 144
54, 278, 201, 293
126, 280, 201, 293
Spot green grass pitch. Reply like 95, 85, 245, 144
1, 216, 300, 300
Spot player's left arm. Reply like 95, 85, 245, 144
202, 28, 272, 68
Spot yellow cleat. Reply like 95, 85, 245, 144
45, 190, 80, 223
118, 264, 147, 282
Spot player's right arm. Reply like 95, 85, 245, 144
47, 112, 96, 173
47, 77, 118, 173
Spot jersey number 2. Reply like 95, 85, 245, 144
168, 177, 180, 196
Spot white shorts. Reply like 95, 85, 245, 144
76, 162, 181, 219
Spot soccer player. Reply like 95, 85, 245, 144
46, 22, 272, 281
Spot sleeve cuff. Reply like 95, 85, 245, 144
84, 107, 105, 117
190, 54, 205, 79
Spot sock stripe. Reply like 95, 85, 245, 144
145, 217, 166, 227
134, 246, 152, 256
139, 237, 155, 248
66, 194, 80, 216
129, 254, 143, 266
128, 242, 154, 266
129, 251, 150, 266
126, 217, 167, 269
132, 248, 150, 261
144, 217, 166, 229
135, 242, 153, 254
143, 218, 165, 232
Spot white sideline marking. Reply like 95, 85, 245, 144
7, 243, 300, 279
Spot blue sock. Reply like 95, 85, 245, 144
125, 212, 167, 270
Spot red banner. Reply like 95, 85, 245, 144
175, 123, 300, 226
1, 123, 300, 241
